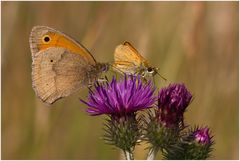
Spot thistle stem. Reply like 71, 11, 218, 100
147, 148, 158, 160
123, 150, 134, 160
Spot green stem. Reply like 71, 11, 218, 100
123, 150, 134, 160
147, 148, 158, 160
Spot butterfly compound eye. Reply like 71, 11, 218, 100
147, 67, 156, 74
147, 67, 153, 72
42, 35, 51, 44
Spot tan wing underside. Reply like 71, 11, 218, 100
114, 42, 149, 66
112, 61, 139, 75
32, 47, 93, 104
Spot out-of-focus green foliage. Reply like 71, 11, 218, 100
2, 1, 238, 159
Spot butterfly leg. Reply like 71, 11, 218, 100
152, 76, 156, 85
97, 75, 109, 83
87, 83, 93, 89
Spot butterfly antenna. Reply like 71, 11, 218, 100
156, 71, 167, 81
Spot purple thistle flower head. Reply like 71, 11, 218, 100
158, 83, 192, 111
193, 127, 211, 145
157, 83, 192, 127
81, 75, 156, 117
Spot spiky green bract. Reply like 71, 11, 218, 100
81, 75, 156, 159
162, 126, 214, 160
103, 113, 142, 158
143, 110, 184, 154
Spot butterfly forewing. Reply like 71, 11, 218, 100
113, 41, 151, 75
30, 26, 96, 65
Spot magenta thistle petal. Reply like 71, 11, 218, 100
81, 75, 156, 116
157, 83, 192, 127
193, 127, 211, 145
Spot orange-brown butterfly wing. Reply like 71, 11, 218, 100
30, 26, 96, 65
32, 47, 94, 104
30, 26, 100, 104
114, 41, 149, 66
112, 61, 139, 75
113, 41, 151, 75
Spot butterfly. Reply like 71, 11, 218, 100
112, 41, 166, 80
30, 26, 109, 104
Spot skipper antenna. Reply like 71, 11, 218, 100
156, 71, 167, 81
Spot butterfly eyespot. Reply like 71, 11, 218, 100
42, 35, 51, 44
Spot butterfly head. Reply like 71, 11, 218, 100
141, 67, 166, 81
146, 67, 157, 75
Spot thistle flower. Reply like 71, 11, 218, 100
144, 83, 193, 159
193, 127, 211, 145
162, 126, 214, 160
81, 75, 156, 159
81, 75, 156, 116
157, 83, 192, 127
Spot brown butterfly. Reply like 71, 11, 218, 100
30, 26, 109, 104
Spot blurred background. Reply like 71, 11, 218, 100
2, 1, 238, 159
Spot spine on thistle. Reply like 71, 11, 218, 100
162, 126, 214, 160
144, 84, 192, 159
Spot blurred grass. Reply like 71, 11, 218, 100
2, 1, 238, 159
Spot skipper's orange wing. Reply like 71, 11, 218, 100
114, 41, 149, 66
112, 61, 139, 75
